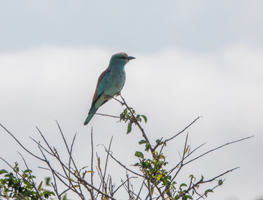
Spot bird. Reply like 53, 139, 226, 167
84, 52, 135, 125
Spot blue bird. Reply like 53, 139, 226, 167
84, 52, 135, 125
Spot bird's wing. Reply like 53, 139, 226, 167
91, 69, 110, 105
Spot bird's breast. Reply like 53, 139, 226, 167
105, 70, 125, 96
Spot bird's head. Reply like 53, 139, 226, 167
109, 52, 135, 66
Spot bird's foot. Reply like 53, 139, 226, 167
104, 94, 112, 100
115, 91, 121, 96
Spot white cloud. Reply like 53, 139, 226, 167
0, 45, 262, 200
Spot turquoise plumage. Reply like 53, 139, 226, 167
84, 52, 135, 125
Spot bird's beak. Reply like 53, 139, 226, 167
127, 56, 136, 61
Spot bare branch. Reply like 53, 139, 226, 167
196, 179, 226, 200
91, 127, 94, 199
103, 145, 144, 178
102, 136, 113, 194
30, 137, 53, 156
200, 167, 239, 184
112, 176, 137, 196
184, 136, 254, 166
76, 177, 117, 200
36, 126, 56, 155
95, 112, 120, 119
165, 116, 201, 143
135, 181, 144, 200
56, 121, 79, 173
0, 124, 44, 161
170, 133, 189, 183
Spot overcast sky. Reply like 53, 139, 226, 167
0, 1, 263, 200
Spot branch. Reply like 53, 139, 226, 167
95, 112, 120, 119
165, 116, 201, 143
103, 145, 144, 178
91, 127, 95, 199
119, 95, 154, 152
184, 135, 254, 166
113, 176, 137, 196
18, 152, 42, 199
0, 124, 44, 161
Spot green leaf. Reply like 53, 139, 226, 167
163, 177, 169, 187
0, 169, 8, 174
218, 179, 223, 186
24, 169, 32, 173
142, 161, 152, 168
14, 162, 19, 172
62, 193, 68, 200
204, 189, 213, 197
156, 139, 161, 144
4, 173, 14, 178
145, 143, 151, 152
97, 157, 101, 171
151, 186, 154, 195
139, 140, 147, 144
199, 175, 204, 183
184, 195, 193, 199
174, 195, 180, 200
189, 174, 196, 182
127, 123, 132, 134
180, 183, 187, 187
135, 151, 144, 159
45, 177, 51, 186
141, 115, 147, 123
43, 190, 55, 198
37, 181, 43, 191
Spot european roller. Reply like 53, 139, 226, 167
84, 52, 135, 125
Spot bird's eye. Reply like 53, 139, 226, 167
119, 56, 127, 59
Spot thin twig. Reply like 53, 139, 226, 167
29, 137, 53, 156
36, 126, 56, 156
146, 177, 152, 200
135, 180, 145, 200
113, 176, 137, 196
37, 146, 79, 197
91, 127, 94, 199
103, 145, 144, 178
68, 133, 77, 180
56, 121, 79, 173
18, 152, 42, 199
165, 116, 201, 143
169, 133, 189, 179
102, 137, 113, 194
76, 177, 117, 200
0, 124, 44, 161
196, 179, 226, 200
184, 136, 254, 166
95, 112, 120, 119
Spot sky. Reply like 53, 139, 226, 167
0, 1, 263, 200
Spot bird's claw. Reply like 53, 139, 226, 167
104, 95, 111, 100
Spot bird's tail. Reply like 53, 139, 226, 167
84, 106, 98, 125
